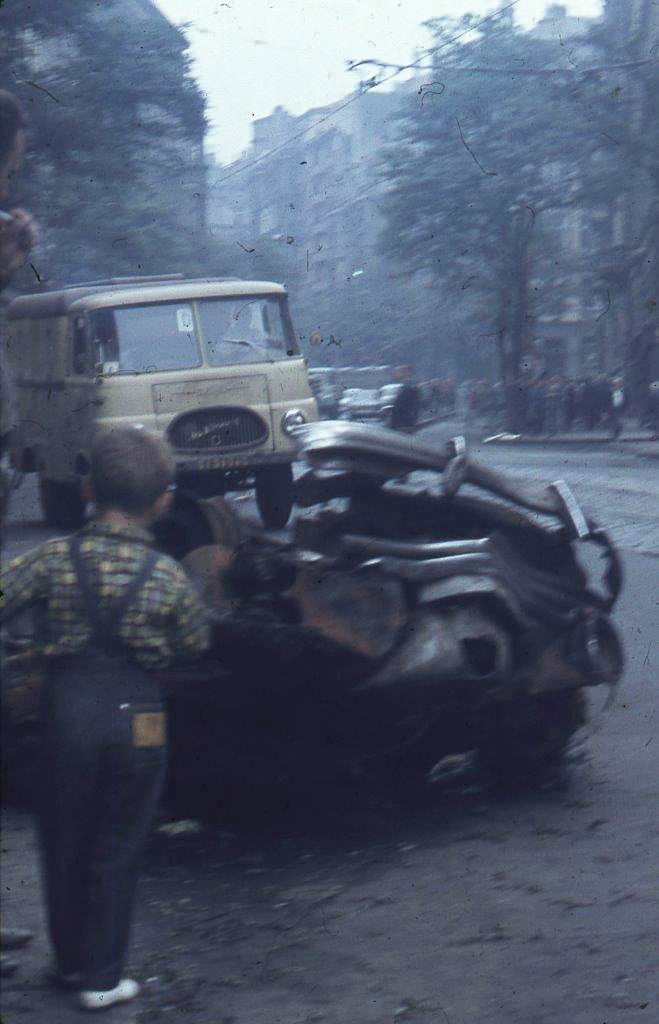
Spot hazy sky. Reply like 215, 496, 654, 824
154, 0, 602, 165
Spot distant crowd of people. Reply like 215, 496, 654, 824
316, 369, 657, 438
426, 377, 458, 412
455, 374, 658, 438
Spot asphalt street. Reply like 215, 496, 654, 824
1, 436, 657, 1024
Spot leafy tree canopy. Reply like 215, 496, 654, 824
378, 10, 641, 400
1, 0, 225, 288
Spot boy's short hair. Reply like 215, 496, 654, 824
90, 427, 175, 513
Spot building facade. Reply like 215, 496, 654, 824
207, 89, 403, 362
1, 0, 207, 286
524, 1, 657, 392
528, 4, 601, 379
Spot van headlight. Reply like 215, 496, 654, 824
281, 409, 307, 435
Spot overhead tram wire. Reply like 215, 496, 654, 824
211, 0, 523, 188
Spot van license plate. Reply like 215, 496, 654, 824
177, 455, 249, 471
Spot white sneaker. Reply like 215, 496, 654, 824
78, 978, 140, 1011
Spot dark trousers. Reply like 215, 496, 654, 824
39, 656, 166, 991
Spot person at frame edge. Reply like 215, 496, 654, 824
0, 427, 212, 1011
0, 91, 38, 468
0, 89, 39, 979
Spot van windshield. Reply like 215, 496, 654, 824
92, 303, 201, 374
198, 296, 294, 366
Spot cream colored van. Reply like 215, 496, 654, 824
6, 275, 318, 528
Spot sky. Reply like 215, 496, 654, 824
154, 0, 603, 165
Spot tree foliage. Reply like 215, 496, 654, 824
378, 10, 644, 421
1, 0, 229, 288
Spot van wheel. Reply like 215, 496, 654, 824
255, 464, 294, 529
39, 478, 86, 529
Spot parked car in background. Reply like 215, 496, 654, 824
316, 385, 341, 419
338, 388, 382, 422
308, 371, 341, 419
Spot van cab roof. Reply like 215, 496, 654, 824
7, 277, 287, 320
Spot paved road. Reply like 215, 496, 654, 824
1, 441, 657, 1023
432, 423, 659, 557
466, 439, 659, 557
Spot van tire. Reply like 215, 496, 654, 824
39, 477, 86, 529
255, 464, 294, 530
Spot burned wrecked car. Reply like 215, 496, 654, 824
2, 423, 623, 809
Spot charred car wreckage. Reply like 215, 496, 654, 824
2, 422, 623, 809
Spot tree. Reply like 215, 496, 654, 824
375, 12, 637, 426
1, 0, 220, 288
571, 4, 659, 403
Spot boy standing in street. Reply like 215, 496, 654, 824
1, 427, 211, 1010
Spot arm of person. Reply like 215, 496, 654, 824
165, 562, 213, 661
0, 209, 38, 288
0, 545, 49, 624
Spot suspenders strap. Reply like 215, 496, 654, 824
68, 534, 159, 649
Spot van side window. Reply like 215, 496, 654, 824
72, 317, 89, 375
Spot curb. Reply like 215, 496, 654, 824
416, 421, 659, 459
482, 434, 657, 446
615, 444, 659, 462
482, 434, 659, 460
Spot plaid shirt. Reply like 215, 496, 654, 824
0, 520, 211, 669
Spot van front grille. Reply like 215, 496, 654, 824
169, 407, 269, 450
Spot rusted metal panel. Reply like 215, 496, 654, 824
356, 607, 513, 691
181, 544, 238, 613
290, 564, 406, 661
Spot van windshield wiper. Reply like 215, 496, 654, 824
214, 338, 274, 362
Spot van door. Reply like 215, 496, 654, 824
60, 314, 98, 474
11, 317, 65, 477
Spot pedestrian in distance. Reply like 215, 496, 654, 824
516, 377, 529, 434
0, 427, 212, 1011
562, 379, 575, 433
594, 375, 610, 429
545, 376, 561, 435
391, 367, 420, 431
528, 376, 546, 435
609, 375, 625, 439
581, 378, 595, 431
646, 381, 659, 439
